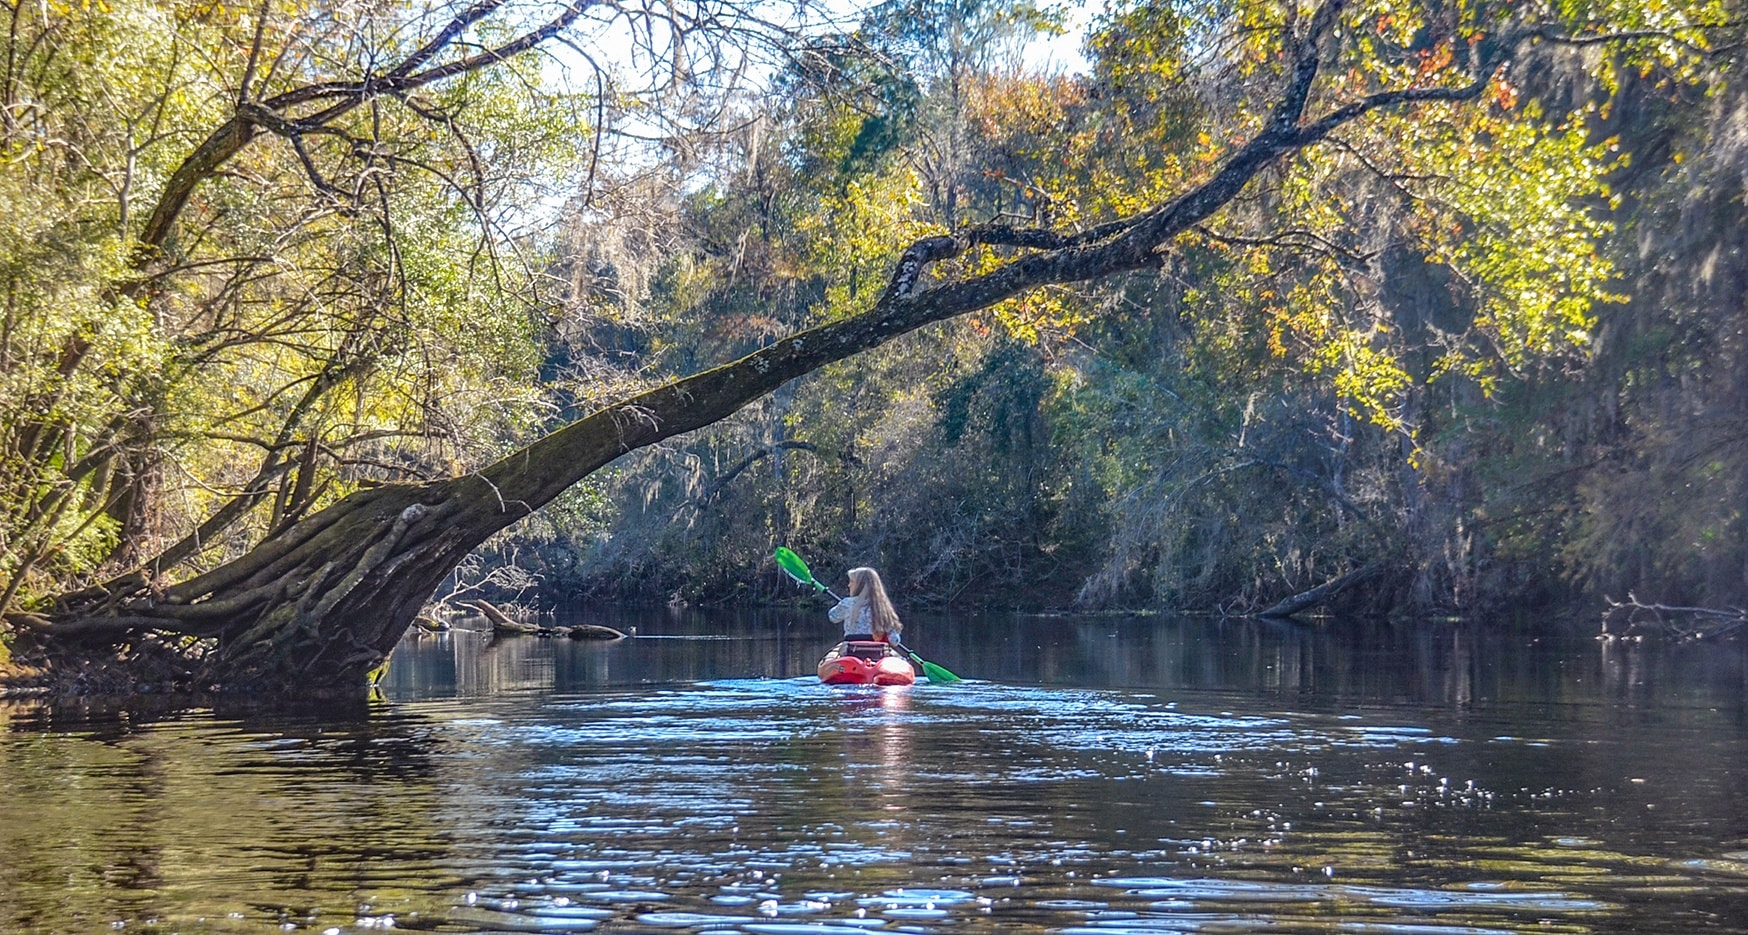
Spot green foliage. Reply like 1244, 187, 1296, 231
798, 172, 937, 319
0, 0, 590, 610
532, 0, 1747, 616
4, 0, 1742, 623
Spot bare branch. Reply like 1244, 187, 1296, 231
1291, 79, 1493, 149
1602, 594, 1748, 642
135, 0, 595, 264
1528, 22, 1740, 57
237, 0, 274, 105
266, 0, 593, 117
386, 0, 512, 80
682, 440, 837, 512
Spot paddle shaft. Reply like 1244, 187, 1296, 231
774, 546, 962, 682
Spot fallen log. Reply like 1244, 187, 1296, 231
466, 600, 541, 634
466, 600, 626, 640
566, 624, 628, 640
1258, 562, 1386, 620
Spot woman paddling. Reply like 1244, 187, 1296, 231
829, 566, 903, 644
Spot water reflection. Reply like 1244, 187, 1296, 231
384, 610, 1748, 716
5, 614, 1748, 934
0, 703, 458, 933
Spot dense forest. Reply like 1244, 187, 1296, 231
503, 0, 1748, 619
0, 0, 1742, 689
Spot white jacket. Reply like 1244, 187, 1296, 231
829, 595, 873, 636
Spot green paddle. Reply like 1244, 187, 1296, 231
773, 546, 962, 683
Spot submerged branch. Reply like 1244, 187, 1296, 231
1601, 594, 1748, 642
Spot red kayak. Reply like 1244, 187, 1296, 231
818, 640, 916, 686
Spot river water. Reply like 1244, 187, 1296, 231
5, 610, 1748, 934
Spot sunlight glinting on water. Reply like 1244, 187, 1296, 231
330, 676, 1665, 935
10, 616, 1748, 933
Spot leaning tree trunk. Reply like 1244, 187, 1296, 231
5, 0, 1504, 692
16, 281, 1085, 691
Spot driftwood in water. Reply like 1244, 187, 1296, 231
466, 600, 542, 633
467, 600, 625, 640
1258, 562, 1385, 620
1601, 594, 1748, 642
566, 624, 628, 640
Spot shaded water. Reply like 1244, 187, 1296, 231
6, 611, 1748, 934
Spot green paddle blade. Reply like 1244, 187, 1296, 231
894, 642, 961, 683
917, 657, 961, 683
774, 546, 823, 590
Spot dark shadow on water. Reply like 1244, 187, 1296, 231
3, 691, 377, 732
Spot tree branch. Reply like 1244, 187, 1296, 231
1291, 80, 1493, 149
684, 440, 836, 511
1602, 593, 1748, 642
133, 0, 594, 266
1528, 23, 1740, 57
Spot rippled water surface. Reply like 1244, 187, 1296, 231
6, 612, 1748, 934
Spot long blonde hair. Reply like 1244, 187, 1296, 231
848, 566, 902, 638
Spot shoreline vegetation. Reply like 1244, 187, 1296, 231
3, 0, 1747, 695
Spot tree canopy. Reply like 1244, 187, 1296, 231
547, 0, 1746, 615
1, 0, 1743, 689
